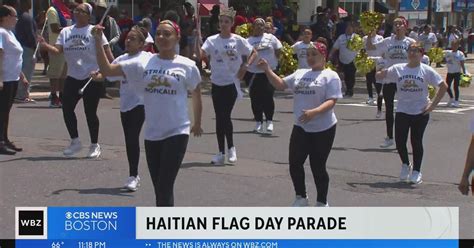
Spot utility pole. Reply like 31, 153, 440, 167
369, 0, 374, 11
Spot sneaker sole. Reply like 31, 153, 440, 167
126, 184, 139, 192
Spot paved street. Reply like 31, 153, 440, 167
1, 61, 474, 239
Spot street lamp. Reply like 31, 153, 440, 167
427, 0, 432, 25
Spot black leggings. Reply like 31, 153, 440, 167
341, 62, 356, 94
211, 84, 237, 153
395, 113, 429, 172
446, 72, 461, 101
0, 81, 18, 143
366, 69, 383, 111
289, 125, 336, 204
145, 134, 189, 206
62, 77, 101, 143
245, 72, 275, 122
121, 105, 145, 177
383, 83, 397, 139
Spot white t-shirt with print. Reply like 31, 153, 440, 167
363, 34, 384, 57
333, 33, 358, 64
375, 36, 416, 68
107, 51, 153, 112
120, 55, 201, 141
283, 69, 343, 132
56, 25, 109, 80
418, 32, 437, 51
0, 28, 23, 82
386, 63, 443, 115
292, 41, 310, 69
247, 33, 282, 73
202, 34, 253, 86
444, 50, 465, 73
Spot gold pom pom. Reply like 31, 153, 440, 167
428, 85, 436, 99
277, 42, 298, 77
235, 23, 252, 38
347, 34, 364, 52
360, 11, 384, 34
427, 48, 444, 64
354, 50, 375, 74
460, 74, 472, 88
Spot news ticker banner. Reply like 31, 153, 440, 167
14, 207, 459, 248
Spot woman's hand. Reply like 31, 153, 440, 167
237, 63, 249, 80
298, 109, 318, 124
423, 103, 434, 115
191, 124, 203, 137
91, 25, 105, 40
256, 58, 270, 72
458, 176, 470, 195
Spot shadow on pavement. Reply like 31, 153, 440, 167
50, 187, 134, 197
347, 181, 416, 190
181, 162, 235, 168
16, 106, 59, 109
0, 156, 83, 163
332, 146, 402, 154
341, 118, 384, 122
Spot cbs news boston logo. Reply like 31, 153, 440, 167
15, 207, 48, 239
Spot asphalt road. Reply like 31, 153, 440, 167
1, 63, 474, 239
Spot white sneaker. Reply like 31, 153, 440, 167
266, 121, 274, 133
254, 122, 263, 133
399, 163, 412, 182
63, 138, 82, 156
211, 152, 225, 165
316, 201, 329, 207
410, 170, 423, 184
452, 100, 460, 108
228, 147, 237, 163
376, 110, 382, 119
86, 143, 101, 158
292, 195, 309, 207
379, 137, 394, 148
446, 98, 454, 107
124, 176, 140, 191
366, 98, 376, 106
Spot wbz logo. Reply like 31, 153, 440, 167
15, 207, 48, 239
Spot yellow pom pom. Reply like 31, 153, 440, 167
235, 23, 252, 38
427, 48, 444, 64
277, 42, 298, 77
460, 74, 472, 88
354, 50, 375, 74
428, 85, 436, 99
347, 34, 364, 52
360, 11, 384, 34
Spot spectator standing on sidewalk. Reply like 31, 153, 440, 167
14, 0, 37, 103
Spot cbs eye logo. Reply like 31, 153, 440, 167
16, 207, 48, 239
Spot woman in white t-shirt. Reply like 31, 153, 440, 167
292, 28, 312, 69
39, 3, 114, 158
368, 17, 416, 149
258, 42, 342, 207
198, 7, 255, 165
329, 21, 357, 97
93, 20, 203, 206
245, 18, 282, 134
0, 5, 28, 155
443, 39, 469, 107
363, 30, 384, 106
377, 42, 448, 184
91, 26, 150, 192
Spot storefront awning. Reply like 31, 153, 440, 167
338, 7, 347, 17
